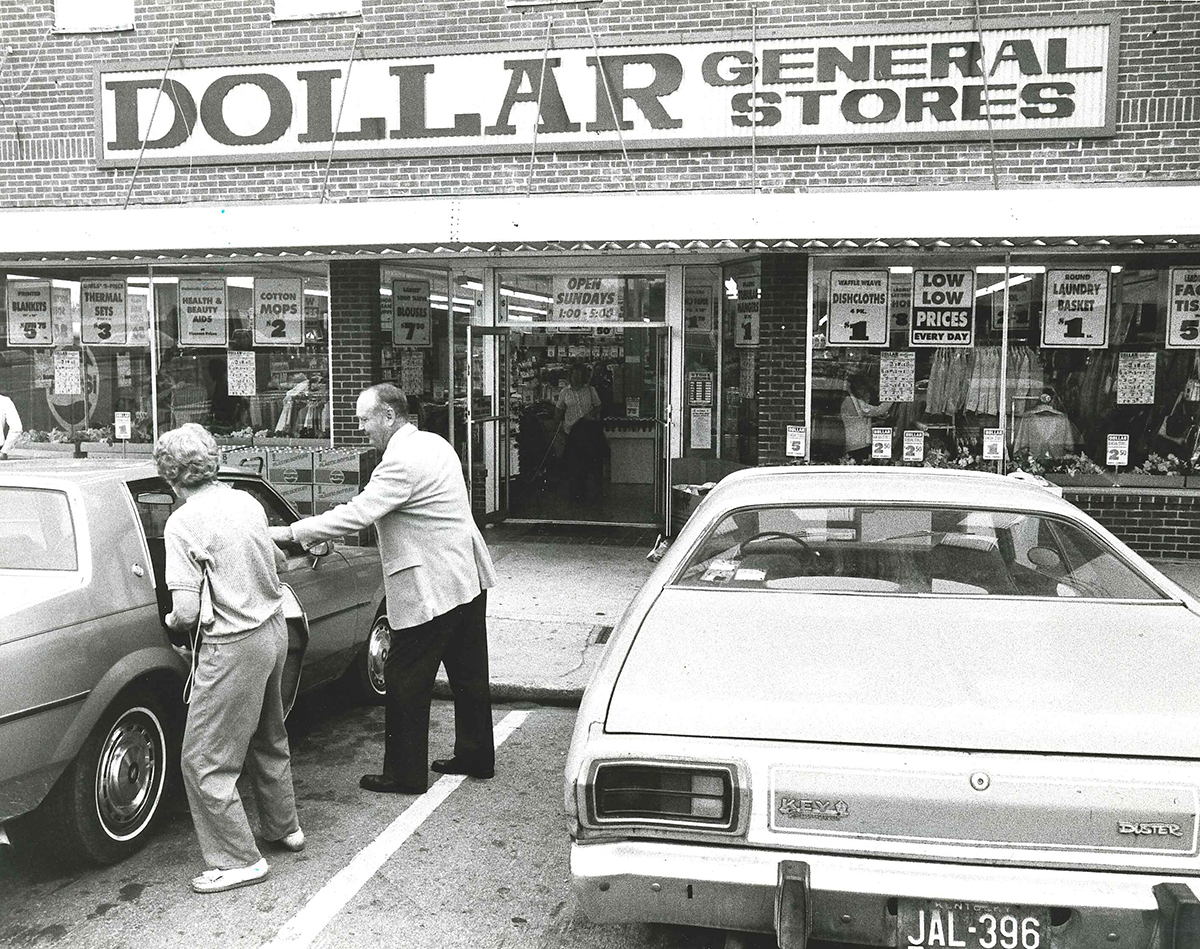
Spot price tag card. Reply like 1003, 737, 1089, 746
828, 270, 889, 347
114, 411, 132, 440
1106, 433, 1130, 467
227, 350, 257, 397
392, 279, 432, 347
117, 352, 133, 387
688, 371, 714, 406
625, 397, 641, 418
1117, 351, 1156, 405
786, 425, 807, 458
127, 292, 150, 348
690, 407, 712, 449
1043, 269, 1109, 348
253, 277, 303, 346
54, 350, 82, 395
81, 279, 128, 346
903, 430, 925, 462
910, 270, 974, 347
1168, 268, 1200, 348
871, 427, 893, 460
178, 277, 228, 347
983, 428, 1004, 460
879, 351, 916, 402
6, 279, 52, 346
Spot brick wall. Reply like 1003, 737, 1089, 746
329, 260, 381, 446
0, 0, 1195, 207
1063, 488, 1200, 559
757, 254, 810, 466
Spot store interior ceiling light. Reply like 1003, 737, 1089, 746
975, 274, 1033, 298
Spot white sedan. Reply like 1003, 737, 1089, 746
565, 466, 1200, 949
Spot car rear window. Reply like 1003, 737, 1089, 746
0, 487, 78, 571
673, 504, 1167, 600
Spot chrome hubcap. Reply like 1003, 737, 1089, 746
95, 709, 163, 840
367, 620, 391, 696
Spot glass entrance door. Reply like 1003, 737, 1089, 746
465, 324, 510, 522
502, 324, 669, 529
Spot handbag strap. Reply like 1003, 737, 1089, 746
183, 563, 212, 706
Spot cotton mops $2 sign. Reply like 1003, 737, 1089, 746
254, 278, 303, 346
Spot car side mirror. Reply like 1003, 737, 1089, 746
646, 535, 670, 564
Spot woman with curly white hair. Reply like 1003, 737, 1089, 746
155, 422, 303, 893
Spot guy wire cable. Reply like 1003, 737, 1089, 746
123, 40, 179, 208
526, 17, 554, 196
972, 0, 1002, 190
320, 29, 362, 205
750, 1, 758, 193
583, 6, 638, 192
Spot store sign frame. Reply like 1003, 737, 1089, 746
6, 279, 53, 347
94, 15, 1118, 168
827, 270, 889, 347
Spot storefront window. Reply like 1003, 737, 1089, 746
720, 260, 760, 465
809, 257, 1200, 478
153, 265, 331, 445
3, 274, 154, 447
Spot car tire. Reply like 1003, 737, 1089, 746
9, 688, 171, 866
354, 610, 391, 705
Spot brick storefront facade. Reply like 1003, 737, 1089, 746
0, 1, 1198, 547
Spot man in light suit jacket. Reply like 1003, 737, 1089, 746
270, 383, 497, 794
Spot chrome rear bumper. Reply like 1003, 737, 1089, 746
571, 839, 1200, 947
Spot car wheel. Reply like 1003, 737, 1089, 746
355, 611, 391, 705
9, 689, 171, 865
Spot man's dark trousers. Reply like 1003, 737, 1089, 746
382, 590, 493, 787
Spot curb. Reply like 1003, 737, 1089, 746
432, 680, 583, 708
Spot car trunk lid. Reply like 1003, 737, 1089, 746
606, 589, 1200, 759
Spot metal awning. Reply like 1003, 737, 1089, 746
1, 185, 1198, 266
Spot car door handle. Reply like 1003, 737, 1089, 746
131, 563, 145, 578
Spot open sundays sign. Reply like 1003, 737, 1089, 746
96, 18, 1115, 167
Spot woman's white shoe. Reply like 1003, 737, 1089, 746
191, 858, 270, 893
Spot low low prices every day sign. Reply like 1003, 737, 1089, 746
6, 280, 52, 346
1042, 269, 1109, 348
178, 277, 228, 347
254, 278, 303, 346
910, 270, 974, 346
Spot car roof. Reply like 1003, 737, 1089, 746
0, 457, 258, 488
708, 465, 1077, 517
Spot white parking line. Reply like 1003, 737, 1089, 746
260, 709, 532, 949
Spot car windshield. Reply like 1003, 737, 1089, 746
674, 504, 1167, 600
0, 487, 78, 571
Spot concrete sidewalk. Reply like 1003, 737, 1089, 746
436, 524, 1200, 708
435, 525, 656, 706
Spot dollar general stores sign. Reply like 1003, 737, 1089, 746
95, 16, 1117, 167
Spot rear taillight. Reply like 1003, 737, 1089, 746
592, 763, 735, 829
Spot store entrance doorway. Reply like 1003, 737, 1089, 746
505, 325, 670, 528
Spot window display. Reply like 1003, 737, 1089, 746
0, 264, 332, 452
809, 258, 1200, 478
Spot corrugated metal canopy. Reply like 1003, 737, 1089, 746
0, 186, 1197, 266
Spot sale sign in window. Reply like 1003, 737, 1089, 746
81, 279, 128, 346
828, 271, 889, 347
178, 277, 228, 347
1167, 268, 1200, 349
253, 278, 303, 346
1042, 270, 1109, 348
910, 271, 975, 347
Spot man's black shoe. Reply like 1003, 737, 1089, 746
359, 774, 426, 794
430, 757, 494, 779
